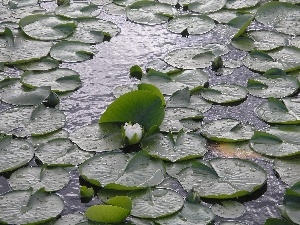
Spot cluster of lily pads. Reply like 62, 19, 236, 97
0, 0, 300, 224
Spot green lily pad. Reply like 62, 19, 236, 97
70, 123, 123, 152
201, 119, 254, 142
255, 97, 300, 124
15, 57, 59, 71
279, 181, 300, 224
66, 18, 120, 44
55, 3, 100, 18
0, 77, 51, 106
207, 9, 238, 23
256, 1, 300, 35
227, 14, 254, 37
164, 44, 229, 69
225, 0, 259, 9
28, 129, 69, 148
0, 104, 66, 137
201, 84, 248, 104
50, 41, 98, 63
9, 166, 71, 192
142, 129, 207, 162
19, 14, 76, 41
264, 218, 294, 225
99, 90, 165, 131
3, 0, 38, 7
103, 3, 126, 15
247, 69, 299, 98
126, 1, 177, 25
0, 189, 64, 224
0, 136, 34, 173
249, 126, 300, 157
187, 0, 226, 13
274, 158, 300, 186
107, 196, 132, 211
211, 201, 245, 218
80, 150, 165, 190
167, 158, 267, 199
146, 59, 181, 75
35, 138, 94, 166
155, 202, 214, 224
168, 14, 215, 35
130, 188, 184, 219
21, 68, 81, 93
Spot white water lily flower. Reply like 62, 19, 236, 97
122, 122, 143, 145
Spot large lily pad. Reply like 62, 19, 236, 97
256, 2, 300, 35
55, 3, 100, 18
167, 14, 215, 35
0, 136, 34, 173
21, 68, 81, 93
70, 123, 123, 152
50, 41, 98, 63
250, 126, 300, 157
9, 166, 71, 192
0, 190, 64, 224
19, 14, 76, 41
187, 0, 226, 13
0, 77, 51, 105
0, 104, 66, 137
274, 158, 300, 186
201, 84, 248, 104
79, 150, 165, 190
255, 97, 300, 124
15, 57, 59, 71
142, 129, 207, 162
201, 119, 255, 142
99, 90, 165, 131
227, 14, 254, 38
167, 158, 267, 199
35, 138, 93, 166
126, 1, 177, 25
247, 69, 299, 98
225, 0, 259, 9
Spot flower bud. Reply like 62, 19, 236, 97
122, 122, 143, 145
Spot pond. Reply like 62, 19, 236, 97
0, 0, 300, 224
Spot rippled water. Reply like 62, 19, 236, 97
0, 2, 288, 224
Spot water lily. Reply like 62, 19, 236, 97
122, 122, 143, 145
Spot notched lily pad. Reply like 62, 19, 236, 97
55, 3, 100, 18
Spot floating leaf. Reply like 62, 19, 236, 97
264, 218, 294, 225
19, 14, 76, 41
187, 0, 226, 13
27, 129, 69, 148
15, 57, 59, 71
99, 90, 165, 131
142, 129, 207, 162
201, 84, 248, 104
167, 158, 266, 199
9, 166, 71, 192
50, 41, 98, 63
201, 119, 254, 142
225, 0, 259, 9
55, 3, 100, 18
0, 190, 64, 224
274, 158, 300, 186
227, 14, 254, 37
21, 68, 81, 93
0, 136, 34, 173
167, 14, 215, 35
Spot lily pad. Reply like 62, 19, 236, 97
15, 57, 59, 71
227, 14, 254, 38
187, 0, 226, 13
35, 138, 94, 166
0, 77, 51, 105
225, 0, 259, 9
130, 188, 184, 219
167, 158, 267, 199
256, 1, 300, 35
201, 119, 254, 142
50, 41, 98, 63
247, 69, 299, 98
250, 126, 300, 157
9, 166, 71, 192
274, 158, 300, 186
164, 44, 229, 69
0, 104, 66, 137
19, 14, 76, 41
70, 123, 123, 152
66, 18, 120, 44
155, 202, 214, 224
167, 14, 215, 35
79, 150, 165, 190
99, 90, 165, 131
126, 1, 177, 25
0, 136, 34, 173
142, 129, 207, 162
55, 3, 100, 18
201, 84, 248, 104
255, 97, 300, 124
0, 190, 64, 224
28, 129, 69, 148
21, 68, 81, 93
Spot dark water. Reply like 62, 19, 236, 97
0, 2, 288, 224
